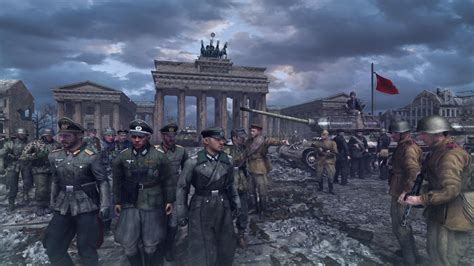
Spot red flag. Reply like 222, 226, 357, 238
375, 73, 399, 95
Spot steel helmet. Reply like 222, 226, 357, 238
416, 115, 452, 134
389, 121, 411, 133
40, 128, 53, 136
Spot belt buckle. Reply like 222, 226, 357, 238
211, 190, 219, 196
66, 185, 74, 193
138, 184, 144, 190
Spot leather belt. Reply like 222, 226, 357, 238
61, 181, 96, 192
138, 182, 160, 190
194, 189, 224, 197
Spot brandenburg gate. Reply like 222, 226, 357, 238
152, 34, 269, 138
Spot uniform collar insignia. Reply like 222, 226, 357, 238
126, 159, 134, 164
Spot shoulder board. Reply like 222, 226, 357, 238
51, 148, 62, 153
120, 148, 129, 154
190, 154, 198, 160
84, 149, 95, 156
154, 146, 164, 153
176, 144, 183, 148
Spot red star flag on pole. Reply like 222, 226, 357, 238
375, 73, 399, 95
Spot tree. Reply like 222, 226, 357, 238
32, 103, 58, 139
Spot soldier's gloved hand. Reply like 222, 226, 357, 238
99, 206, 110, 219
179, 218, 188, 227
232, 209, 241, 219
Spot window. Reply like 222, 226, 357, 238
447, 109, 451, 117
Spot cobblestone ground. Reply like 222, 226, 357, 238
0, 147, 473, 265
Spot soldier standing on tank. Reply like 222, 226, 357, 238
176, 127, 241, 266
229, 127, 250, 248
244, 124, 288, 218
0, 127, 30, 210
20, 128, 61, 216
333, 129, 350, 185
377, 128, 391, 180
312, 130, 338, 194
43, 117, 110, 266
100, 128, 121, 233
116, 129, 131, 151
348, 130, 368, 179
113, 119, 174, 266
401, 115, 473, 265
387, 121, 422, 265
155, 123, 189, 262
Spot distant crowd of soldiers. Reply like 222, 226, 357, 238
0, 112, 472, 266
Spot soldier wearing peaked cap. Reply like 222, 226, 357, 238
176, 127, 241, 265
43, 117, 111, 266
20, 128, 61, 216
155, 123, 189, 262
113, 119, 174, 266
0, 127, 30, 211
244, 123, 288, 218
401, 115, 473, 265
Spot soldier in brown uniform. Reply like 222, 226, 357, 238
244, 124, 288, 218
312, 130, 338, 194
388, 121, 422, 265
401, 115, 473, 265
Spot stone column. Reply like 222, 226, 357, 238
57, 100, 65, 118
220, 92, 228, 135
258, 93, 267, 133
73, 101, 82, 125
242, 93, 249, 130
113, 103, 120, 131
178, 90, 186, 130
154, 90, 164, 141
214, 93, 221, 127
196, 91, 207, 135
94, 101, 102, 132
232, 95, 241, 129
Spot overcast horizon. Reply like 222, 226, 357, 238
1, 0, 473, 121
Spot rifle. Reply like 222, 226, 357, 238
400, 171, 424, 227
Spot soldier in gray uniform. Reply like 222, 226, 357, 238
43, 117, 110, 266
0, 127, 30, 210
113, 119, 174, 266
20, 128, 61, 215
177, 127, 241, 266
155, 123, 189, 262
100, 128, 121, 232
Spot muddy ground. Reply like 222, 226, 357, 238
0, 147, 473, 265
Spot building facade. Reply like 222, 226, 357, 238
0, 80, 34, 138
53, 81, 136, 136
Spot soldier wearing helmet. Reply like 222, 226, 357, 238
387, 121, 422, 265
377, 127, 391, 180
401, 115, 473, 265
0, 127, 30, 210
312, 129, 338, 194
20, 128, 61, 215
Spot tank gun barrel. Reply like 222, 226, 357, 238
240, 106, 316, 126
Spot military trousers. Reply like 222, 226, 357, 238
350, 157, 364, 178
43, 210, 100, 266
187, 195, 236, 266
115, 207, 166, 256
33, 173, 52, 207
334, 157, 348, 183
390, 197, 418, 266
248, 173, 268, 197
6, 170, 19, 202
316, 163, 335, 185
426, 219, 470, 266
236, 191, 249, 230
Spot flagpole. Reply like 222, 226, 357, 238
371, 62, 374, 115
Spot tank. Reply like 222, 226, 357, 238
240, 106, 382, 170
240, 107, 381, 133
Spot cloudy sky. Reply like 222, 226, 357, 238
1, 0, 473, 120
